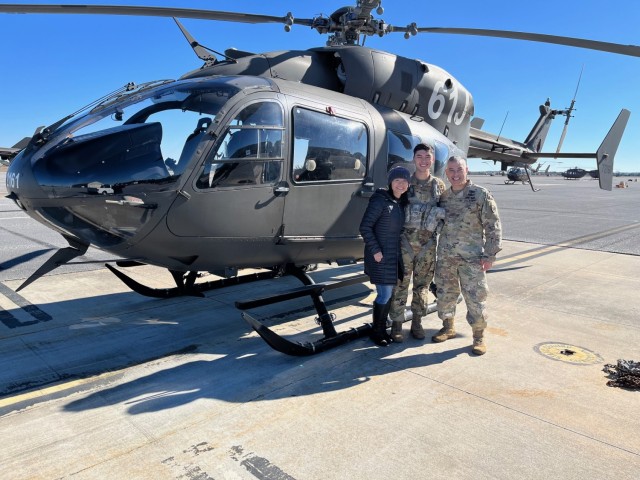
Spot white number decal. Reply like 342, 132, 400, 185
6, 172, 20, 190
447, 86, 458, 124
428, 80, 469, 126
427, 80, 446, 120
453, 90, 469, 126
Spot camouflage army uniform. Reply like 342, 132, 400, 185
435, 180, 502, 329
389, 174, 446, 323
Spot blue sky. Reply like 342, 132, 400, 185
1, 0, 639, 172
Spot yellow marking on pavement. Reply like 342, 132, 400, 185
0, 370, 122, 409
534, 342, 603, 365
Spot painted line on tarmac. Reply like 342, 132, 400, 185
0, 370, 124, 412
0, 282, 52, 328
497, 222, 640, 267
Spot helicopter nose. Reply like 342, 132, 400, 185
5, 149, 41, 212
6, 122, 172, 250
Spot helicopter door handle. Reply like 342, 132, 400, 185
105, 196, 157, 209
274, 182, 290, 196
359, 181, 376, 197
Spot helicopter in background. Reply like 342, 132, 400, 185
0, 135, 33, 165
504, 167, 530, 185
1, 2, 636, 355
562, 167, 588, 179
503, 162, 550, 189
503, 165, 542, 192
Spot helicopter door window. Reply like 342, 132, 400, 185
387, 130, 421, 171
292, 107, 367, 183
432, 139, 450, 175
195, 101, 284, 189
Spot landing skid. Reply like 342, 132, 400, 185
236, 268, 370, 355
241, 311, 372, 356
106, 261, 443, 356
236, 267, 440, 356
105, 263, 280, 298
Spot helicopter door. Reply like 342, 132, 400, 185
282, 106, 369, 262
166, 100, 286, 262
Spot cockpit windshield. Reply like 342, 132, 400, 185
31, 76, 277, 194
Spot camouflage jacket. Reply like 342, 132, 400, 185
403, 174, 446, 247
438, 180, 502, 262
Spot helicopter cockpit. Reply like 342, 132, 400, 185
7, 76, 279, 247
23, 76, 277, 194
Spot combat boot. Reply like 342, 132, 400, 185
432, 319, 456, 343
472, 326, 486, 355
410, 311, 425, 339
390, 318, 404, 343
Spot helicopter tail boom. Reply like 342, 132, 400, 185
467, 100, 557, 166
468, 103, 630, 190
524, 109, 630, 190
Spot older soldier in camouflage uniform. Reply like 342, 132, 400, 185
389, 142, 446, 342
433, 156, 502, 355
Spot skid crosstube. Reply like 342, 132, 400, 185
236, 267, 439, 356
236, 270, 370, 356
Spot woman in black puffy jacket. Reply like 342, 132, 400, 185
359, 166, 410, 346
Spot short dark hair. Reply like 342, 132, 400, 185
414, 142, 434, 155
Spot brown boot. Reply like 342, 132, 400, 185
410, 312, 425, 339
390, 320, 404, 342
472, 327, 486, 355
432, 319, 456, 343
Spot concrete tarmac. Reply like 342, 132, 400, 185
0, 171, 639, 479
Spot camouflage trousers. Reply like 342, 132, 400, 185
434, 255, 489, 328
389, 239, 437, 320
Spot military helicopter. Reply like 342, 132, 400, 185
562, 167, 588, 179
1, 2, 637, 354
503, 165, 543, 192
504, 167, 531, 185
0, 135, 32, 165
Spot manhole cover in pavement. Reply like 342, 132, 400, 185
534, 342, 603, 365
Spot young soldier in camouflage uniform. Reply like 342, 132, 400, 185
389, 142, 446, 342
434, 156, 502, 355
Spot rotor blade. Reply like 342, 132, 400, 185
555, 123, 570, 155
173, 17, 215, 63
0, 4, 316, 27
556, 67, 583, 154
413, 27, 640, 57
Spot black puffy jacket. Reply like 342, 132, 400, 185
359, 188, 405, 285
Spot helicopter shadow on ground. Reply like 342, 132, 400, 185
0, 248, 53, 271
61, 330, 469, 416
0, 262, 468, 414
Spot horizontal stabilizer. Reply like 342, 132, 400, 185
470, 117, 485, 129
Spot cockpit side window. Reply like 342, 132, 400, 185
387, 130, 421, 171
195, 101, 285, 189
292, 107, 367, 183
431, 140, 449, 178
